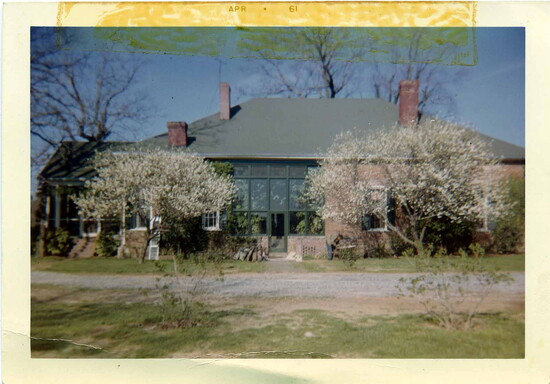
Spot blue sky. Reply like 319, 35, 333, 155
451, 28, 524, 146
34, 27, 525, 148
122, 27, 524, 147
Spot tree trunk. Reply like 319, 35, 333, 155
118, 201, 126, 259
139, 243, 148, 264
139, 229, 151, 264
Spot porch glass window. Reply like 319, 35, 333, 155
234, 179, 249, 210
250, 212, 267, 234
228, 212, 248, 235
250, 165, 268, 177
289, 212, 306, 234
289, 179, 306, 210
289, 165, 306, 178
270, 180, 287, 211
269, 165, 286, 178
229, 162, 323, 237
308, 212, 324, 235
234, 165, 249, 177
250, 179, 268, 210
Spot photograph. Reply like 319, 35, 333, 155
29, 25, 526, 359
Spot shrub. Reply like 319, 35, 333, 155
340, 248, 361, 269
423, 217, 475, 254
388, 233, 413, 257
159, 217, 209, 256
494, 221, 522, 253
362, 233, 393, 258
398, 244, 513, 330
494, 176, 524, 253
96, 230, 118, 257
147, 253, 222, 329
45, 228, 72, 256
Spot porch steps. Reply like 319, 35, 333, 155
68, 238, 96, 258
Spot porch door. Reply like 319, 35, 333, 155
269, 212, 287, 252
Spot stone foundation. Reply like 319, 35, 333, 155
123, 229, 148, 259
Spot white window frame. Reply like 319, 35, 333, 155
82, 218, 101, 237
202, 211, 221, 231
128, 207, 151, 231
478, 186, 496, 232
148, 234, 160, 261
364, 187, 389, 232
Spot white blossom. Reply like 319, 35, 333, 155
74, 148, 235, 261
306, 121, 509, 252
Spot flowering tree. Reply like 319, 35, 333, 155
75, 149, 235, 263
306, 120, 508, 255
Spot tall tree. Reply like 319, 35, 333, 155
74, 149, 235, 263
31, 28, 152, 170
238, 27, 368, 98
368, 29, 467, 114
306, 121, 508, 256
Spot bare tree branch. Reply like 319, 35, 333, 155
239, 28, 367, 99
369, 29, 464, 115
31, 28, 155, 171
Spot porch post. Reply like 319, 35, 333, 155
54, 186, 61, 228
117, 202, 126, 259
79, 215, 84, 238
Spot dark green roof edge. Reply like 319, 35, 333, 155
38, 141, 133, 182
39, 98, 524, 181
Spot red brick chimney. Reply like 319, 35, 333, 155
220, 82, 231, 120
399, 80, 419, 126
167, 121, 188, 147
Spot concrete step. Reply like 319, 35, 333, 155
268, 252, 288, 259
69, 238, 96, 258
78, 240, 96, 258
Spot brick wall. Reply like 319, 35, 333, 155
321, 162, 524, 251
288, 236, 327, 259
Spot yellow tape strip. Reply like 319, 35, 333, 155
57, 2, 476, 27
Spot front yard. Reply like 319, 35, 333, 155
31, 253, 525, 275
31, 254, 525, 358
31, 284, 524, 358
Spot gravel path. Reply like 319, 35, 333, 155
32, 271, 524, 298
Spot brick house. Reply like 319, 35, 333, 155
36, 81, 524, 259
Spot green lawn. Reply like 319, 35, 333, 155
31, 253, 524, 275
31, 257, 265, 275
299, 253, 525, 273
31, 290, 524, 358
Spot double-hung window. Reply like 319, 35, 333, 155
362, 188, 390, 232
202, 211, 221, 231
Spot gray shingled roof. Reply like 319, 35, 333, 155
40, 98, 524, 181
138, 98, 525, 160
38, 141, 132, 182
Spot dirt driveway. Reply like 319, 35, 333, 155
32, 270, 524, 298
